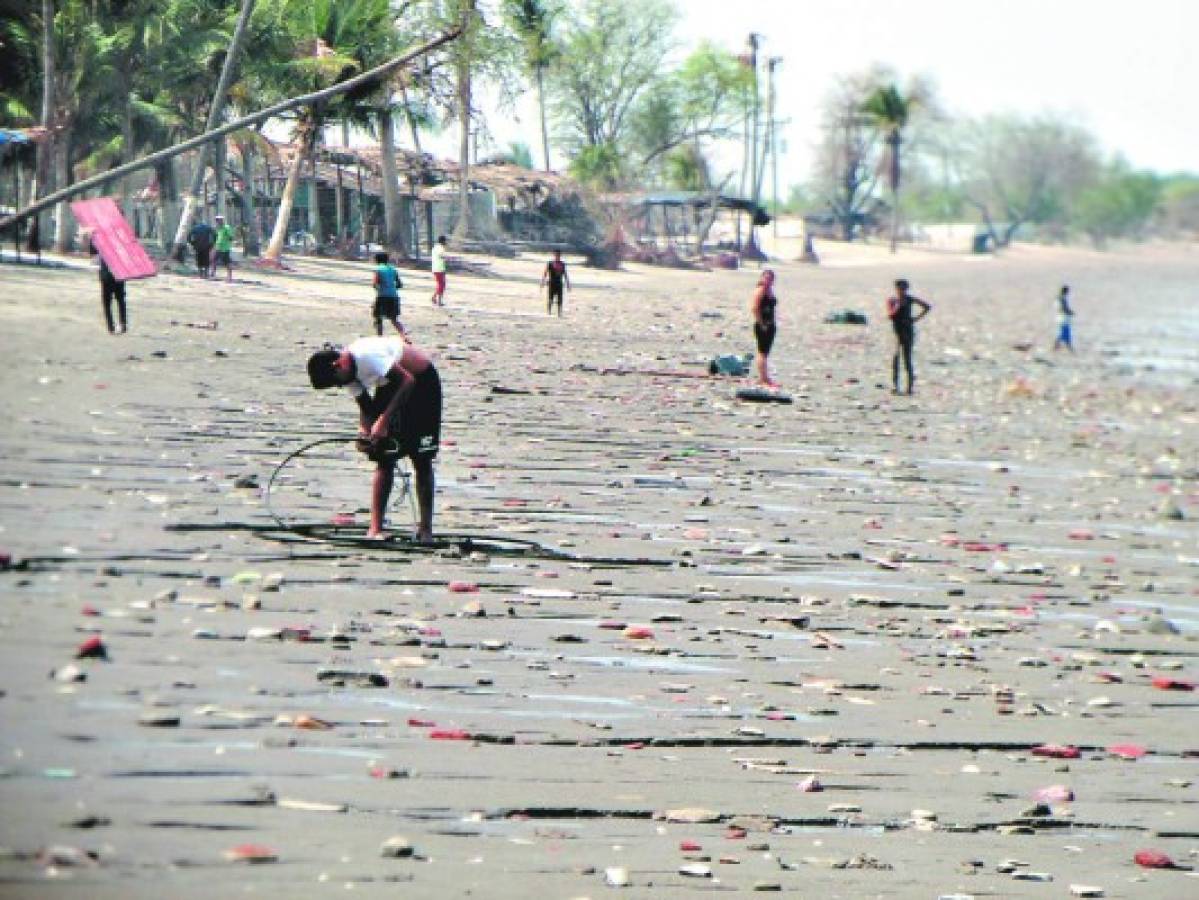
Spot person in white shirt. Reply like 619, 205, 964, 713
307, 337, 441, 542
430, 235, 448, 307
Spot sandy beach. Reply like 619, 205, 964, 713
0, 240, 1196, 898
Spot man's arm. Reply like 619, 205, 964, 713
540, 264, 548, 288
913, 297, 932, 321
564, 265, 571, 290
751, 287, 766, 327
370, 364, 415, 440
354, 392, 374, 434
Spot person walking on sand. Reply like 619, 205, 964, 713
541, 248, 570, 316
750, 268, 779, 387
372, 252, 408, 339
307, 337, 441, 543
886, 278, 931, 395
1053, 284, 1075, 352
212, 214, 235, 282
187, 218, 215, 278
430, 235, 448, 306
89, 237, 128, 334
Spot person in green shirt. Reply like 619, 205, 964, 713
212, 214, 236, 281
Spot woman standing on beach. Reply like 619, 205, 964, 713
750, 269, 779, 387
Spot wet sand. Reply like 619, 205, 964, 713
1, 241, 1197, 897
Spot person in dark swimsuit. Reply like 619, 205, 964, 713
751, 268, 778, 387
540, 249, 570, 316
886, 278, 931, 394
90, 237, 127, 334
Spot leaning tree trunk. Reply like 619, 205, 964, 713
307, 143, 321, 246
378, 107, 409, 258
31, 0, 56, 251
53, 128, 72, 252
536, 66, 550, 172
888, 132, 901, 254
398, 81, 423, 154
238, 141, 261, 256
169, 0, 257, 261
214, 135, 227, 219
453, 48, 471, 240
262, 123, 313, 263
154, 158, 177, 250
120, 72, 136, 222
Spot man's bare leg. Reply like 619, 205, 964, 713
368, 464, 395, 538
412, 456, 435, 543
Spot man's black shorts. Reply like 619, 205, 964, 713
754, 323, 776, 355
548, 284, 564, 303
373, 296, 400, 320
215, 249, 232, 266
367, 366, 441, 463
195, 248, 211, 270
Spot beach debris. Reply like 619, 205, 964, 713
823, 309, 868, 325
1069, 886, 1104, 898
1032, 785, 1074, 803
224, 844, 278, 864
604, 866, 631, 887
75, 636, 107, 660
379, 836, 415, 858
1031, 744, 1080, 759
708, 353, 752, 377
678, 862, 712, 878
51, 664, 86, 683
735, 387, 793, 404
1133, 850, 1179, 869
660, 808, 721, 824
36, 845, 100, 868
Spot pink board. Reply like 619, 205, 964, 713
70, 197, 157, 281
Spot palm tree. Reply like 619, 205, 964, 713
168, 0, 257, 261
504, 0, 558, 173
861, 82, 915, 254
260, 0, 393, 263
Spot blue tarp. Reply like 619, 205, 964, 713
0, 130, 32, 147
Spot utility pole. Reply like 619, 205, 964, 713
748, 33, 761, 206
766, 57, 781, 239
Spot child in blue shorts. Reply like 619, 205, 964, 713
1053, 285, 1074, 351
372, 252, 407, 339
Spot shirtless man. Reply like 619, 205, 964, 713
540, 249, 571, 316
307, 337, 441, 542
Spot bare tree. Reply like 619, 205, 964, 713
959, 113, 1101, 247
813, 71, 882, 241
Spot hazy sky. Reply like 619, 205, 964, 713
429, 0, 1198, 187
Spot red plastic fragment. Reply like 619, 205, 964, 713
407, 718, 436, 728
1108, 744, 1147, 760
225, 844, 278, 863
679, 840, 702, 851
448, 581, 478, 593
429, 729, 471, 740
1151, 677, 1195, 692
1133, 850, 1175, 869
76, 636, 107, 659
1031, 744, 1080, 759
